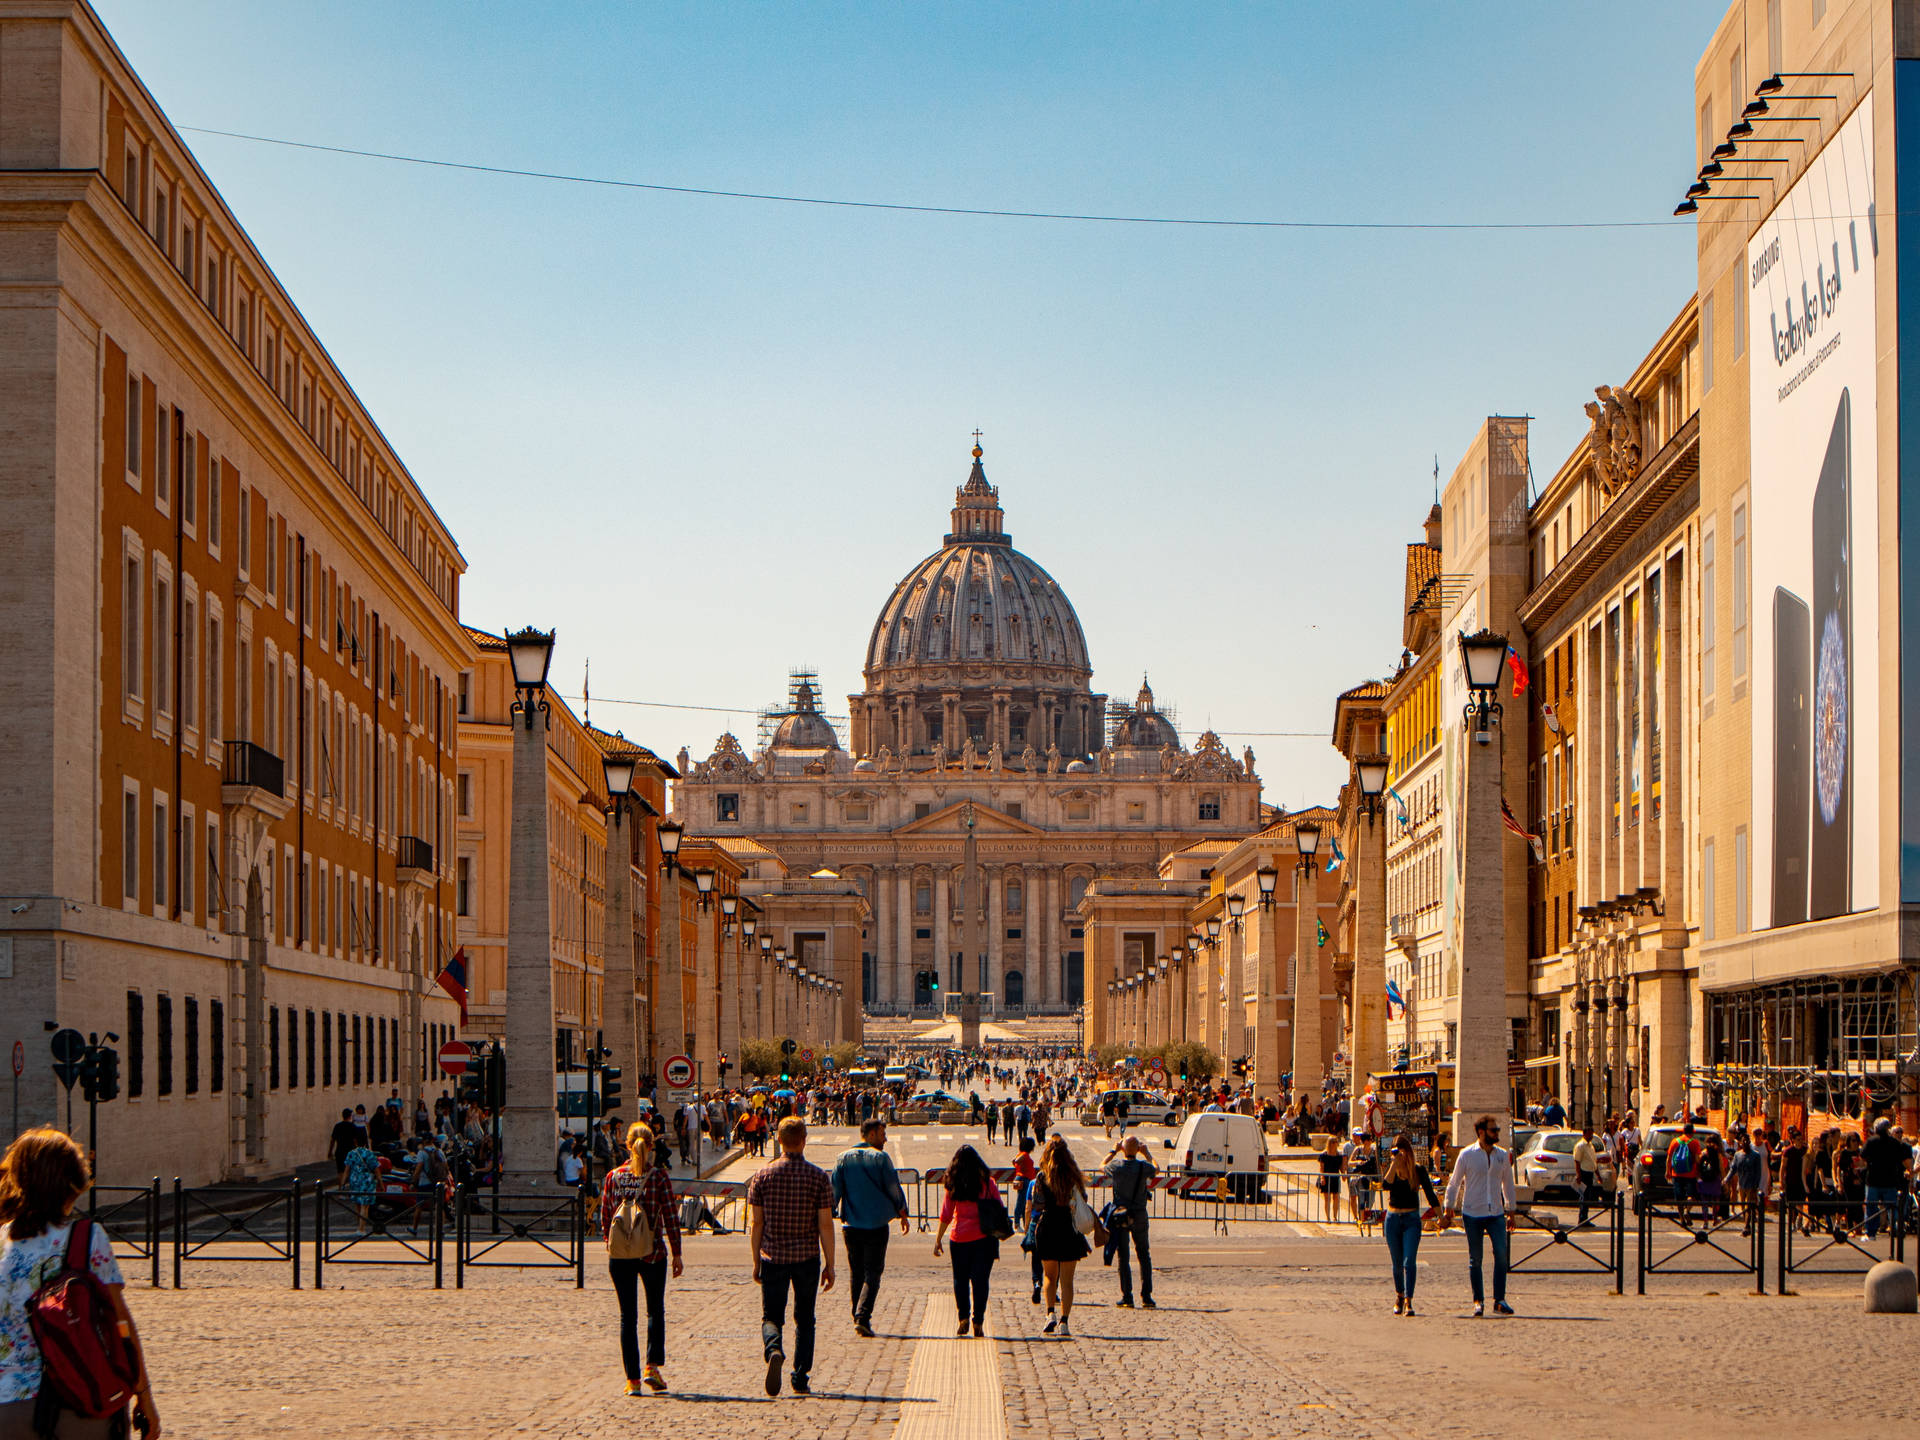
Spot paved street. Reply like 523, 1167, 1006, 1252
128, 1212, 1909, 1440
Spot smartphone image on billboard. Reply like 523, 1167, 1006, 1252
1772, 589, 1810, 927
1809, 389, 1851, 920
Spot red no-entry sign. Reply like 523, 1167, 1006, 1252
438, 1040, 472, 1076
662, 1054, 695, 1090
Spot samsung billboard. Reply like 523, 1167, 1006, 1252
1746, 99, 1880, 929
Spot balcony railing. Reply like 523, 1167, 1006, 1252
222, 740, 284, 797
1389, 913, 1416, 941
397, 835, 434, 873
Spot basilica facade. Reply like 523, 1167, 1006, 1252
676, 445, 1262, 1014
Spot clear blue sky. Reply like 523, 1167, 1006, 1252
93, 1, 1723, 807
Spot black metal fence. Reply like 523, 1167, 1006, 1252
89, 1180, 164, 1290
171, 1179, 303, 1289
1635, 1198, 1765, 1294
313, 1184, 444, 1289
453, 1186, 585, 1289
1776, 1198, 1907, 1293
1507, 1192, 1625, 1292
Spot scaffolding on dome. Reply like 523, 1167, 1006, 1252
1105, 697, 1181, 747
755, 666, 850, 753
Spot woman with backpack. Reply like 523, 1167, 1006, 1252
0, 1128, 160, 1438
933, 1145, 1004, 1337
599, 1122, 683, 1395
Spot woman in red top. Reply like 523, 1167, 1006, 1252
932, 1144, 1002, 1337
599, 1122, 683, 1394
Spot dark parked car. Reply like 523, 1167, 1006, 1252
1634, 1124, 1725, 1206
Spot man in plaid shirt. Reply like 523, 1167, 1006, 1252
746, 1116, 836, 1397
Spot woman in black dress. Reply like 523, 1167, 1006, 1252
1029, 1136, 1092, 1338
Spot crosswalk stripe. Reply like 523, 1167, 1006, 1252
891, 1290, 1006, 1440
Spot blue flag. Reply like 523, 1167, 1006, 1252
1386, 785, 1410, 830
1326, 836, 1346, 873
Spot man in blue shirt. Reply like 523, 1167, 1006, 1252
830, 1119, 910, 1337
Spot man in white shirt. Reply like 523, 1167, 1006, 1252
1442, 1114, 1516, 1317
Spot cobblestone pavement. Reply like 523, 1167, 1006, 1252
126, 1229, 1915, 1440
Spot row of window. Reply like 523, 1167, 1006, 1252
121, 991, 220, 1099
118, 130, 457, 613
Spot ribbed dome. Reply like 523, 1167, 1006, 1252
863, 450, 1090, 684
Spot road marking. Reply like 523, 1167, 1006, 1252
891, 1290, 1005, 1440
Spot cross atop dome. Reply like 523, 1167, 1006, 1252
950, 433, 1008, 545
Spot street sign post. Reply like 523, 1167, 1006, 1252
438, 1040, 472, 1076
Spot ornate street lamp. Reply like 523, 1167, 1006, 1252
694, 868, 716, 911
720, 893, 738, 938
1354, 754, 1389, 819
505, 627, 555, 728
656, 819, 684, 877
1225, 891, 1247, 929
601, 752, 637, 813
1458, 628, 1510, 745
1205, 917, 1222, 943
1256, 865, 1279, 911
742, 915, 757, 945
1294, 820, 1322, 873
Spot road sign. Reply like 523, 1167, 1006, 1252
10, 1041, 21, 1078
800, 1048, 815, 1064
49, 1028, 85, 1090
438, 1040, 472, 1075
662, 1054, 695, 1090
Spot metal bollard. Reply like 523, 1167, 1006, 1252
454, 1185, 465, 1290
314, 1184, 326, 1291
574, 1188, 586, 1290
149, 1178, 161, 1290
172, 1178, 183, 1290
290, 1179, 302, 1290
433, 1197, 444, 1290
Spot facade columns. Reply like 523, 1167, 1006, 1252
718, 922, 740, 1067
1292, 863, 1324, 1099
502, 702, 558, 1186
987, 866, 1004, 1008
1226, 916, 1246, 1066
871, 867, 889, 1011
652, 878, 685, 1074
895, 869, 912, 1010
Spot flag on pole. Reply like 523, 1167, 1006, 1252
1386, 978, 1406, 1017
1506, 644, 1530, 697
1386, 785, 1410, 831
1326, 836, 1346, 873
436, 947, 470, 1025
1316, 918, 1329, 948
1500, 798, 1546, 864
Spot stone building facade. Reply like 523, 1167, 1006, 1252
0, 1, 465, 1184
677, 445, 1262, 1016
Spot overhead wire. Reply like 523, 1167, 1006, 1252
178, 124, 1693, 232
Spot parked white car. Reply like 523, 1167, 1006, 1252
1515, 1128, 1617, 1203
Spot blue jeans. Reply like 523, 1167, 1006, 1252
1864, 1185, 1901, 1238
1462, 1213, 1509, 1305
1382, 1211, 1423, 1299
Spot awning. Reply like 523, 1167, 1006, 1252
1523, 1055, 1562, 1070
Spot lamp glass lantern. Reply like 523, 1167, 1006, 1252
694, 868, 716, 896
720, 894, 738, 919
1205, 917, 1222, 940
759, 934, 772, 954
1457, 629, 1510, 697
504, 627, 556, 691
1294, 821, 1322, 860
600, 753, 636, 805
1225, 892, 1247, 921
1355, 755, 1389, 799
656, 819, 684, 862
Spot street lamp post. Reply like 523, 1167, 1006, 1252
1291, 821, 1323, 1106
718, 896, 740, 1064
1253, 863, 1280, 1097
1454, 627, 1514, 1146
652, 819, 686, 1075
599, 748, 647, 1113
1349, 754, 1391, 1095
693, 869, 720, 1082
756, 933, 772, 1039
1224, 891, 1247, 1071
502, 627, 559, 1188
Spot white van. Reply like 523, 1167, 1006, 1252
1173, 1111, 1270, 1201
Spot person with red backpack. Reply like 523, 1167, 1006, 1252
0, 1128, 160, 1437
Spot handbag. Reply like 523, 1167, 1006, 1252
975, 1190, 1015, 1242
1071, 1191, 1098, 1235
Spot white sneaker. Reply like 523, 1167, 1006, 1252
1042, 1312, 1057, 1335
1058, 1315, 1072, 1338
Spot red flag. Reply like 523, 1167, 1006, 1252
1501, 798, 1546, 864
1506, 645, 1530, 697
436, 947, 470, 1025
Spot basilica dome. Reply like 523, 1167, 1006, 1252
863, 448, 1091, 684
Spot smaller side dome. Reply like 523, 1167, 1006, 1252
1113, 675, 1181, 749
769, 676, 841, 751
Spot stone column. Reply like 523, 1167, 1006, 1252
601, 805, 640, 1093
718, 922, 740, 1067
1349, 803, 1389, 1089
871, 867, 889, 1011
693, 903, 719, 1081
1452, 709, 1513, 1146
1293, 862, 1325, 1100
894, 869, 912, 1009
1194, 934, 1213, 1052
987, 866, 1004, 1011
933, 870, 951, 996
1226, 910, 1247, 1067
502, 701, 558, 1187
651, 875, 685, 1078
1254, 895, 1281, 1097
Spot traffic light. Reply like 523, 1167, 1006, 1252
92, 1046, 121, 1103
929, 970, 940, 991
600, 1065, 622, 1113
486, 1047, 507, 1109
718, 1054, 731, 1083
458, 1071, 484, 1108
77, 1046, 100, 1103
